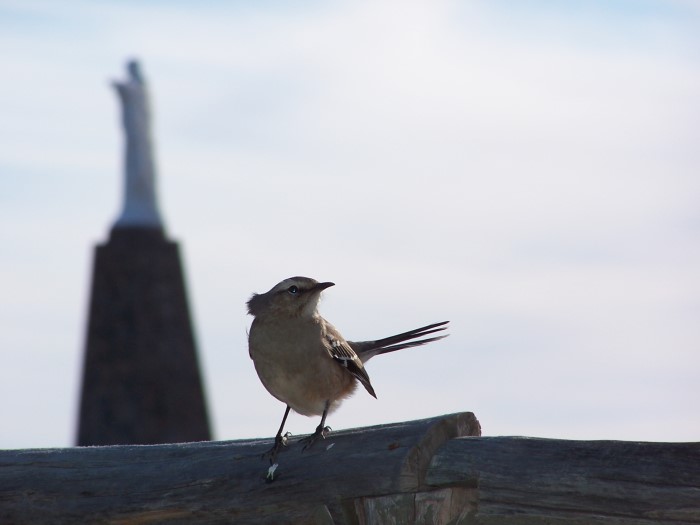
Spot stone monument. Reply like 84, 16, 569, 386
76, 61, 211, 445
112, 61, 163, 229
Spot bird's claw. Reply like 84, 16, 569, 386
301, 425, 332, 452
262, 431, 292, 464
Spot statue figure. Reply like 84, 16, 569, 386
113, 60, 164, 229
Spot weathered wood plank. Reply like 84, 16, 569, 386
354, 487, 478, 525
427, 436, 700, 524
4, 415, 696, 524
0, 412, 480, 524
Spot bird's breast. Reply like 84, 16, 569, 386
249, 316, 356, 416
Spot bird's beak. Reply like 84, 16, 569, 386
314, 282, 335, 292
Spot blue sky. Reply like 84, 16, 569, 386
1, 0, 699, 448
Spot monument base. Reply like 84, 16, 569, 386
77, 226, 211, 446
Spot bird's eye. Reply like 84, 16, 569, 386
287, 285, 299, 295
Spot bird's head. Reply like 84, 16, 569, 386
247, 276, 335, 318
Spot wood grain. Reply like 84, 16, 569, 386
2, 414, 698, 524
0, 412, 480, 524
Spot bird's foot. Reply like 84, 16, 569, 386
301, 425, 332, 452
262, 431, 292, 464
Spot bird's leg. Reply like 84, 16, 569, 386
301, 401, 332, 451
262, 405, 292, 464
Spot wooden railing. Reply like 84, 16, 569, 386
1, 412, 698, 524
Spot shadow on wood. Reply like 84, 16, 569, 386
1, 412, 699, 524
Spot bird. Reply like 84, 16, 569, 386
246, 276, 449, 463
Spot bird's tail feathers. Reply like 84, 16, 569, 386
352, 321, 449, 362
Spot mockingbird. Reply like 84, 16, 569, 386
247, 276, 448, 463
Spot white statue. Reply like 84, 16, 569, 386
113, 60, 164, 229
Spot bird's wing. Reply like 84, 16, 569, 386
322, 321, 377, 399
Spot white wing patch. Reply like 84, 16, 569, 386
328, 338, 357, 367
322, 322, 377, 398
